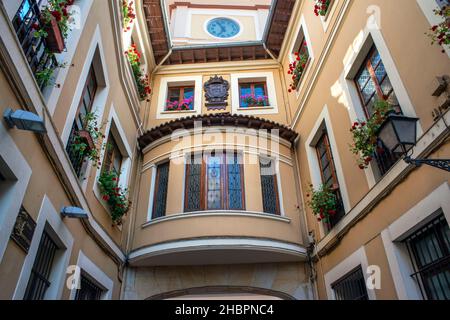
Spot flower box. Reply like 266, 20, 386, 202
77, 130, 95, 151
42, 15, 65, 53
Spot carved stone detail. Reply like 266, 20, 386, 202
204, 75, 229, 110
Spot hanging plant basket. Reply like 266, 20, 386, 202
77, 130, 95, 151
41, 15, 65, 53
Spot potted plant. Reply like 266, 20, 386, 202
306, 183, 338, 225
240, 94, 269, 107
287, 47, 309, 93
98, 170, 131, 225
69, 112, 105, 169
33, 0, 74, 53
314, 0, 331, 17
124, 44, 152, 101
427, 5, 450, 53
122, 0, 136, 32
349, 100, 394, 169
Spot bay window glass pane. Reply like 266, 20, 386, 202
185, 155, 202, 212
152, 162, 170, 219
227, 154, 243, 210
207, 155, 222, 210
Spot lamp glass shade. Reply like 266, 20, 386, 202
378, 119, 397, 152
378, 114, 419, 155
4, 109, 47, 133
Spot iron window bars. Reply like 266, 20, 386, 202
331, 266, 369, 300
404, 214, 450, 300
75, 273, 104, 300
23, 231, 58, 300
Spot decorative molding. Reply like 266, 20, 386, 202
128, 237, 307, 265
142, 210, 291, 227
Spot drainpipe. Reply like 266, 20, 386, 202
141, 48, 172, 130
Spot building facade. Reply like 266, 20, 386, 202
0, 0, 448, 300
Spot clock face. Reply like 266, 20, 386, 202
206, 18, 240, 39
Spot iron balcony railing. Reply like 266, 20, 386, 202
12, 0, 59, 90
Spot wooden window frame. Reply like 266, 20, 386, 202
101, 133, 122, 177
184, 152, 246, 212
75, 66, 98, 129
166, 86, 195, 109
238, 82, 269, 107
315, 132, 339, 190
354, 46, 394, 119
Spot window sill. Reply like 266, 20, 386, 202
160, 110, 197, 115
237, 106, 275, 111
142, 210, 291, 228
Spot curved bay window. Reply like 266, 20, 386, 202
184, 152, 245, 212
355, 46, 402, 177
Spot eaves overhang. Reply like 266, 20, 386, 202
138, 112, 299, 149
141, 0, 296, 65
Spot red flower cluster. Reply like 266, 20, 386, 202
314, 0, 331, 17
428, 6, 450, 53
50, 0, 73, 22
125, 44, 152, 100
122, 0, 136, 32
287, 47, 309, 93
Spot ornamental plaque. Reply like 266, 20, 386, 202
204, 75, 229, 110
10, 207, 36, 254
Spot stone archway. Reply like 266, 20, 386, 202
146, 286, 295, 300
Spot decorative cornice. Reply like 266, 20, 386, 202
138, 112, 299, 149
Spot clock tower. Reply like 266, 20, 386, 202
166, 0, 272, 46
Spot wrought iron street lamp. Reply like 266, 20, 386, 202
377, 114, 450, 172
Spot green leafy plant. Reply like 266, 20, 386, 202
349, 100, 394, 169
32, 0, 74, 40
287, 48, 309, 92
35, 59, 69, 88
314, 0, 331, 17
98, 170, 131, 225
427, 5, 450, 53
122, 0, 136, 32
124, 44, 152, 101
306, 183, 338, 225
30, 0, 74, 88
69, 112, 106, 169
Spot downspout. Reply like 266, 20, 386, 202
141, 48, 172, 130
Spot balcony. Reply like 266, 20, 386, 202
129, 211, 307, 267
12, 0, 60, 90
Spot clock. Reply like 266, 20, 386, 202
206, 18, 240, 39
